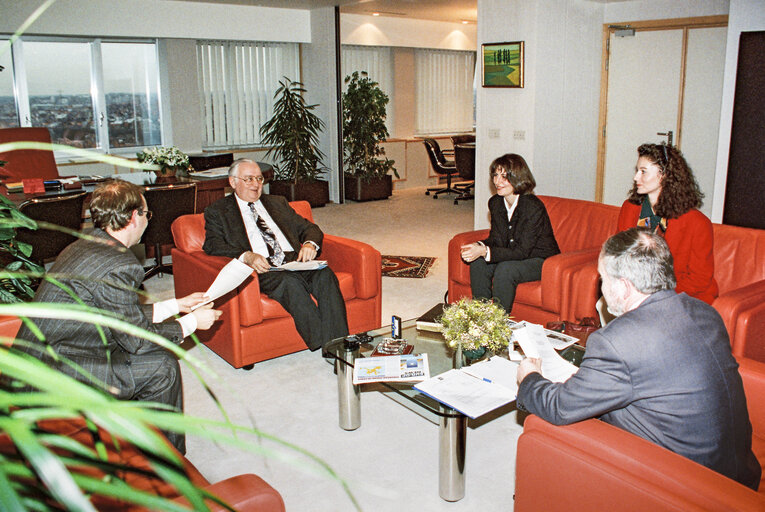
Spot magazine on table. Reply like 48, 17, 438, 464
414, 356, 519, 419
352, 354, 430, 384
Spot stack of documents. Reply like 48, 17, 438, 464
512, 323, 579, 383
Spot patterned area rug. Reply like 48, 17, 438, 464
381, 255, 436, 278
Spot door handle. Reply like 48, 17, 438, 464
657, 130, 674, 146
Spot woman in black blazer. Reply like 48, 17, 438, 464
460, 154, 560, 313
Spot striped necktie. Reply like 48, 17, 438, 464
248, 202, 285, 266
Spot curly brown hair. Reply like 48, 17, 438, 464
626, 143, 703, 219
489, 153, 536, 195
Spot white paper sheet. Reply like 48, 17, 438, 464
513, 323, 579, 383
415, 367, 517, 419
461, 356, 519, 397
270, 260, 328, 272
191, 258, 254, 310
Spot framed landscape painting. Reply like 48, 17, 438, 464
482, 41, 524, 88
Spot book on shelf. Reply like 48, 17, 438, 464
352, 354, 430, 384
416, 303, 446, 332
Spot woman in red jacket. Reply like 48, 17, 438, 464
617, 143, 718, 304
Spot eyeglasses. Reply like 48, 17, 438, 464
234, 175, 265, 184
137, 210, 153, 220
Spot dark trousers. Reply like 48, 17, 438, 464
258, 267, 349, 351
469, 257, 545, 313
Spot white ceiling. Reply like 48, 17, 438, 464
172, 0, 478, 23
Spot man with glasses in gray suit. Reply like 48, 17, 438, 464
517, 227, 760, 489
12, 180, 222, 454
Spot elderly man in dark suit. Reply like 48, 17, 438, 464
12, 180, 222, 454
516, 227, 761, 489
202, 158, 348, 352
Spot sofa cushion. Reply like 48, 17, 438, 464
713, 223, 765, 295
539, 195, 620, 253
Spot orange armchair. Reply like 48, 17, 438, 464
447, 195, 620, 325
171, 200, 382, 368
515, 357, 765, 511
0, 127, 60, 181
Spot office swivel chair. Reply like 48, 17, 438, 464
453, 144, 475, 205
142, 183, 197, 280
423, 138, 463, 199
16, 191, 87, 265
0, 127, 61, 181
451, 134, 476, 146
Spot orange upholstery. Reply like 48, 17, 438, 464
0, 127, 60, 181
514, 356, 765, 511
171, 200, 382, 368
0, 417, 285, 512
447, 196, 620, 325
567, 215, 765, 357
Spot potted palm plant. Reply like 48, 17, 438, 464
342, 71, 398, 202
259, 77, 329, 207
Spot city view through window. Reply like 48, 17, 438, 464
0, 39, 162, 151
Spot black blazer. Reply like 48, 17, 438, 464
203, 194, 323, 260
482, 193, 560, 262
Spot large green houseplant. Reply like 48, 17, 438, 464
259, 77, 329, 207
342, 71, 397, 202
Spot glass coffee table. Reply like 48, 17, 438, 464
325, 319, 486, 502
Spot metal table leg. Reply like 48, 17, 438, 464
337, 346, 360, 431
439, 413, 466, 501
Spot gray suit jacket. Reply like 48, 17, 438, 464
202, 193, 322, 260
14, 229, 183, 387
518, 289, 761, 489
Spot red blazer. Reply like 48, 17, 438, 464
618, 200, 719, 304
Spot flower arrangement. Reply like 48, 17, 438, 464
136, 146, 191, 177
440, 298, 514, 353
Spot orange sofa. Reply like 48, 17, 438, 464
569, 216, 765, 359
0, 315, 285, 511
514, 356, 765, 511
447, 195, 620, 325
171, 200, 382, 368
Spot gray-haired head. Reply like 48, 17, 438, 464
600, 227, 676, 294
228, 158, 258, 178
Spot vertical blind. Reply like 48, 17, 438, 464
414, 48, 476, 134
196, 40, 299, 148
341, 45, 394, 134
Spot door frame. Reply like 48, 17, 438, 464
595, 15, 728, 203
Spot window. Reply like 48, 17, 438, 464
0, 40, 17, 129
1, 37, 162, 152
341, 45, 394, 134
196, 40, 300, 149
414, 49, 476, 134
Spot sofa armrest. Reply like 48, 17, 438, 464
515, 415, 764, 512
0, 315, 21, 344
321, 234, 381, 300
714, 280, 765, 358
174, 474, 285, 512
738, 357, 765, 479
539, 248, 601, 317
448, 230, 490, 287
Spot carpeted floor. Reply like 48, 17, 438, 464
142, 187, 525, 511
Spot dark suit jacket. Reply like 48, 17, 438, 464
14, 229, 183, 386
483, 193, 559, 262
518, 289, 761, 489
203, 194, 323, 260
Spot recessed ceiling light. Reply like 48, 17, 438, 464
462, 20, 469, 24
372, 12, 380, 16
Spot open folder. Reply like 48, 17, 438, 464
414, 356, 519, 419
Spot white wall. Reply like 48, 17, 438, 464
341, 14, 476, 50
711, 0, 765, 223
1, 0, 310, 42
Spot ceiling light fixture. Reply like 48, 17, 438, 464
372, 12, 380, 16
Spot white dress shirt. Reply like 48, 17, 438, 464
234, 194, 295, 258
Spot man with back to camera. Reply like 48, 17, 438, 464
516, 227, 760, 489
202, 158, 348, 352
11, 179, 223, 454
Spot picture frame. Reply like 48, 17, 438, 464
482, 41, 524, 88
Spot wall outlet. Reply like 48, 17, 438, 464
513, 130, 526, 140
488, 128, 500, 139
